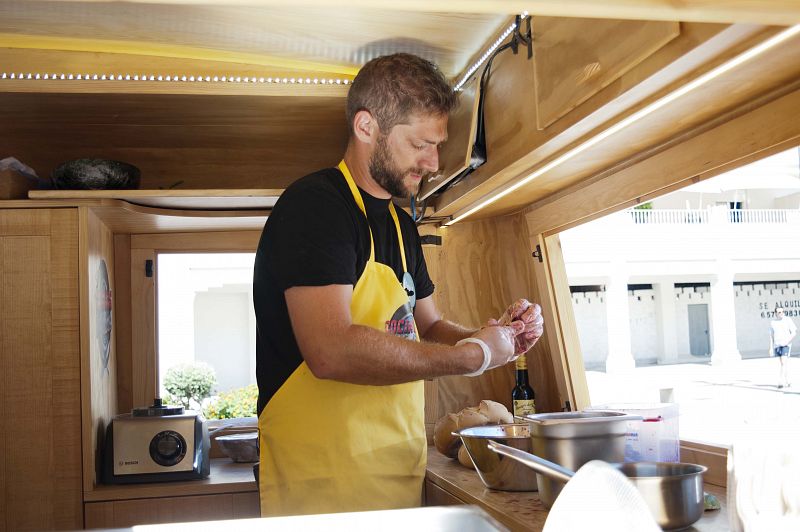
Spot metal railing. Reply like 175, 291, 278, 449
627, 208, 799, 224
628, 209, 709, 224
730, 209, 791, 223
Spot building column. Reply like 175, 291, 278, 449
605, 265, 635, 373
654, 281, 678, 364
710, 265, 742, 365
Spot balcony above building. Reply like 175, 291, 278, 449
561, 207, 800, 282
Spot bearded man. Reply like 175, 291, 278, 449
252, 53, 543, 517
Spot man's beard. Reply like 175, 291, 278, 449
369, 133, 423, 198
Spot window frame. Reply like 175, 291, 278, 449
523, 88, 800, 486
127, 230, 262, 424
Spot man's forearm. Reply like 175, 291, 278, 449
421, 318, 477, 346
306, 323, 483, 385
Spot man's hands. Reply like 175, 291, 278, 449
471, 321, 525, 371
491, 299, 544, 355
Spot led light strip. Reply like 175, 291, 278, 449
0, 72, 350, 84
444, 23, 800, 226
453, 11, 529, 92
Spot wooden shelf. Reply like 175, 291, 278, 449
1, 196, 270, 232
84, 458, 257, 502
28, 189, 282, 210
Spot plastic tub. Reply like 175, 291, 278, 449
586, 403, 679, 463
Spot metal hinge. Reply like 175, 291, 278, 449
531, 244, 543, 263
145, 259, 153, 278
420, 235, 442, 246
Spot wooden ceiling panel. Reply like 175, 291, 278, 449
0, 2, 507, 78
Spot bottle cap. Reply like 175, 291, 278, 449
515, 355, 528, 370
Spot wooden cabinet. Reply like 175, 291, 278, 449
82, 458, 260, 529
424, 480, 464, 507
0, 208, 83, 531
84, 492, 260, 529
1, 205, 261, 530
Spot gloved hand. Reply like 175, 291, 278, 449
490, 299, 544, 355
471, 322, 525, 370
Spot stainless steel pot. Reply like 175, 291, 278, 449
520, 411, 642, 506
489, 441, 707, 531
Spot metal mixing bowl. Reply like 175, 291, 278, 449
457, 424, 538, 491
619, 461, 707, 531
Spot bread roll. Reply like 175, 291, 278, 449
477, 400, 512, 424
433, 413, 460, 458
457, 443, 475, 468
456, 407, 489, 430
496, 410, 514, 423
434, 401, 507, 459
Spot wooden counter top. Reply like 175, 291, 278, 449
425, 447, 729, 532
84, 458, 257, 502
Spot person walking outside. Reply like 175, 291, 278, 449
769, 305, 797, 388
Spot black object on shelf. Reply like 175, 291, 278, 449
52, 158, 141, 190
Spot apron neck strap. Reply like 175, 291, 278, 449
338, 160, 408, 272
388, 203, 408, 273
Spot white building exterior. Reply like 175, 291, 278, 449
561, 148, 800, 371
157, 253, 256, 394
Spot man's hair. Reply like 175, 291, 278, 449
346, 53, 458, 135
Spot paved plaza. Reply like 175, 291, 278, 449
586, 355, 800, 447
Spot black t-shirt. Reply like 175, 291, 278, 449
253, 167, 435, 415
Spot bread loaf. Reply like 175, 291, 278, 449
434, 401, 514, 459
457, 443, 475, 468
433, 413, 460, 458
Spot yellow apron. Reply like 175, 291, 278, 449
258, 160, 426, 516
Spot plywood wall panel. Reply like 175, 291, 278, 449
425, 213, 561, 419
84, 491, 259, 527
420, 78, 479, 200
130, 248, 157, 409
49, 209, 83, 528
0, 208, 51, 235
0, 208, 82, 531
533, 17, 679, 128
114, 234, 133, 415
2, 235, 54, 531
83, 208, 119, 491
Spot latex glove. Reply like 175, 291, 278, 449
491, 299, 544, 355
472, 322, 525, 369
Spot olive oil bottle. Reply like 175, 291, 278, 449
512, 355, 536, 420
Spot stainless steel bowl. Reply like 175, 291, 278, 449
457, 424, 538, 491
619, 462, 707, 531
521, 411, 642, 507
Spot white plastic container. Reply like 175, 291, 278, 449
586, 403, 680, 462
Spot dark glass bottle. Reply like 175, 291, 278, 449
512, 355, 536, 420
